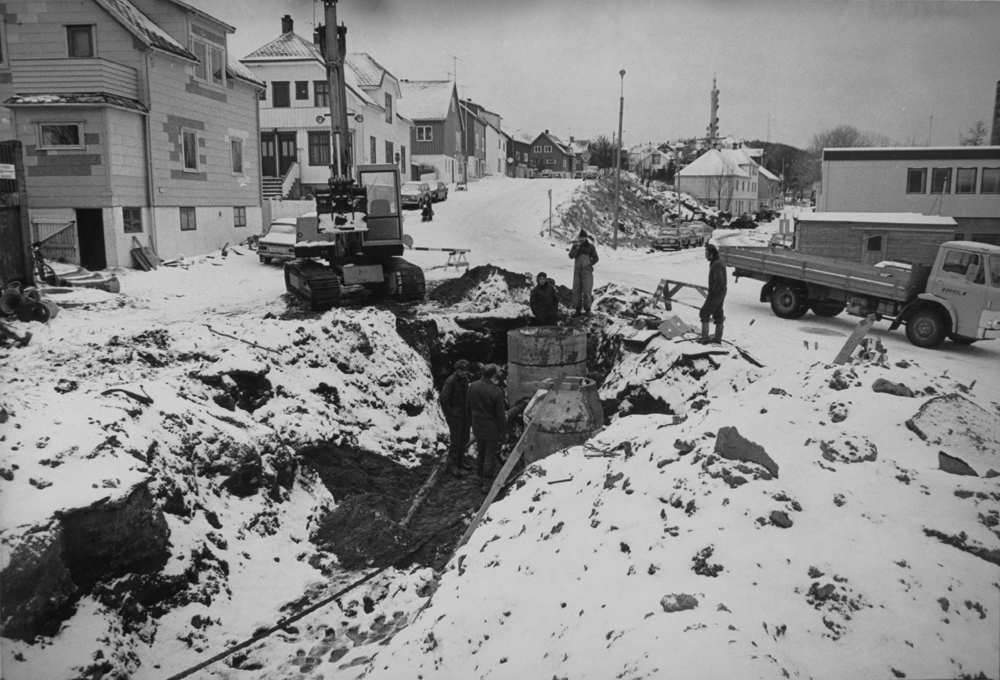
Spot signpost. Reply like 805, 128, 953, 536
548, 189, 552, 237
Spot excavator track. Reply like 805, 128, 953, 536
384, 258, 426, 303
284, 259, 342, 310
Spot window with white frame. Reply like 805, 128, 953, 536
191, 34, 224, 87
230, 138, 243, 174
546, 159, 556, 165
544, 145, 552, 152
180, 207, 197, 231
313, 80, 329, 107
67, 25, 95, 58
38, 123, 84, 149
416, 126, 432, 142
533, 145, 541, 153
956, 168, 977, 194
234, 207, 247, 228
182, 129, 199, 171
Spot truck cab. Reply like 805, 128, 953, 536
919, 241, 1000, 343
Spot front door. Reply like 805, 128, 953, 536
261, 132, 297, 178
76, 208, 106, 271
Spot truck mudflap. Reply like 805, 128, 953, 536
889, 293, 958, 332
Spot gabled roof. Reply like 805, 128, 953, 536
758, 166, 779, 181
226, 53, 264, 87
679, 149, 749, 178
530, 131, 573, 156
241, 31, 323, 62
398, 80, 456, 122
5, 92, 148, 113
162, 0, 234, 33
95, 0, 196, 61
345, 53, 391, 88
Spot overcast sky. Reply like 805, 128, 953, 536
194, 0, 999, 149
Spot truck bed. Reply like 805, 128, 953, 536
719, 246, 930, 303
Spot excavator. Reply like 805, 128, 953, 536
282, 0, 424, 309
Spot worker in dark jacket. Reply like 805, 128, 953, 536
568, 229, 599, 316
700, 243, 727, 343
438, 359, 471, 477
529, 271, 560, 325
466, 363, 508, 493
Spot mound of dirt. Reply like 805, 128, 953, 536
430, 265, 532, 306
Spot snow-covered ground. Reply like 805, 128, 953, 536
1, 177, 998, 679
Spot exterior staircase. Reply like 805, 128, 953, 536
262, 176, 284, 200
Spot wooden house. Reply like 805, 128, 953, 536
793, 213, 957, 265
528, 130, 574, 178
0, 0, 265, 268
397, 80, 465, 184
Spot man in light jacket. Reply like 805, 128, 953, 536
568, 229, 599, 316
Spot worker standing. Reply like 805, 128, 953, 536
439, 359, 472, 477
568, 229, 599, 316
700, 243, 727, 344
466, 363, 508, 493
529, 271, 560, 325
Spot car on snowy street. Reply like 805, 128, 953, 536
681, 221, 713, 247
652, 226, 691, 251
539, 169, 553, 178
401, 181, 432, 208
257, 218, 299, 264
430, 181, 449, 202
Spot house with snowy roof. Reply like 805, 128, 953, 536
462, 100, 507, 179
757, 164, 783, 211
240, 16, 413, 198
507, 129, 534, 178
630, 143, 675, 179
528, 130, 575, 178
0, 0, 265, 268
678, 148, 760, 214
397, 80, 465, 184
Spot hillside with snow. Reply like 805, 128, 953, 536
1, 177, 997, 680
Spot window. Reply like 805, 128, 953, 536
385, 140, 394, 164
906, 168, 926, 194
193, 40, 207, 80
230, 138, 243, 174
930, 167, 951, 194
982, 168, 1000, 194
956, 168, 977, 194
38, 123, 83, 149
941, 249, 984, 283
455, 131, 461, 151
67, 25, 94, 58
308, 131, 330, 166
295, 81, 309, 100
400, 146, 406, 170
272, 82, 290, 108
369, 136, 377, 164
416, 126, 432, 142
546, 159, 556, 165
544, 145, 552, 153
191, 37, 224, 86
0, 19, 9, 65
123, 208, 142, 234
865, 234, 883, 252
234, 207, 246, 228
475, 134, 481, 152
182, 129, 198, 170
384, 93, 393, 124
180, 207, 196, 231
210, 45, 223, 86
533, 145, 541, 153
991, 254, 1000, 288
314, 80, 329, 107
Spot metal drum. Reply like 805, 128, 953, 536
507, 326, 587, 406
521, 377, 604, 465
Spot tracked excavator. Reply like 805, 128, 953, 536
282, 0, 424, 309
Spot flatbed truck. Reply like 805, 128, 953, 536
719, 241, 1000, 349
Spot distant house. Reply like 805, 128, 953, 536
630, 143, 674, 178
464, 101, 507, 177
397, 80, 465, 184
459, 102, 487, 181
507, 130, 534, 178
529, 130, 574, 178
0, 0, 265, 267
499, 130, 513, 177
758, 165, 783, 211
241, 16, 413, 197
678, 148, 759, 214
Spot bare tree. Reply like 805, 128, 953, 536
959, 120, 988, 146
708, 162, 737, 212
808, 124, 896, 155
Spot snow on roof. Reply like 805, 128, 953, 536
4, 92, 148, 112
162, 0, 234, 33
345, 53, 389, 89
398, 80, 455, 121
96, 0, 196, 61
758, 166, 779, 181
241, 31, 322, 62
679, 149, 749, 178
800, 212, 957, 226
226, 53, 264, 87
343, 62, 376, 107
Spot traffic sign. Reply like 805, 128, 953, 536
581, 152, 591, 163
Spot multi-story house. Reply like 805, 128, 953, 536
507, 130, 533, 178
463, 100, 506, 178
817, 146, 1000, 243
240, 16, 413, 198
528, 130, 574, 178
459, 102, 487, 181
757, 166, 783, 211
0, 0, 264, 268
397, 80, 464, 184
678, 148, 759, 214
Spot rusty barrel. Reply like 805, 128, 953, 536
507, 326, 587, 406
521, 377, 604, 465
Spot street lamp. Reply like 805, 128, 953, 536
612, 69, 625, 251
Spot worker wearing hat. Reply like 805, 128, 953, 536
568, 229, 599, 316
466, 363, 508, 493
439, 359, 472, 477
700, 243, 727, 344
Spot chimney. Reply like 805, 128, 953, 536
545, 129, 549, 134
281, 15, 293, 34
570, 136, 574, 143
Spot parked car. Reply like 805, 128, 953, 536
583, 166, 599, 180
681, 221, 713, 247
401, 181, 431, 208
430, 181, 448, 202
539, 169, 553, 178
573, 171, 583, 179
258, 218, 299, 264
652, 226, 690, 251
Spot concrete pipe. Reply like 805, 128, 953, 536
0, 289, 24, 316
521, 376, 604, 465
507, 326, 588, 406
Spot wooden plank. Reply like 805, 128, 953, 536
832, 314, 877, 365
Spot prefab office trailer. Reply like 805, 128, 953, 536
792, 212, 957, 265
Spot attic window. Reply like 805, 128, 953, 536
544, 145, 552, 153
67, 25, 95, 58
191, 35, 225, 87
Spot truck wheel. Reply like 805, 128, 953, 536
770, 283, 808, 319
905, 308, 947, 348
810, 301, 845, 317
948, 334, 977, 345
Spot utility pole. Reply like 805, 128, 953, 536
612, 69, 625, 251
323, 0, 351, 179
